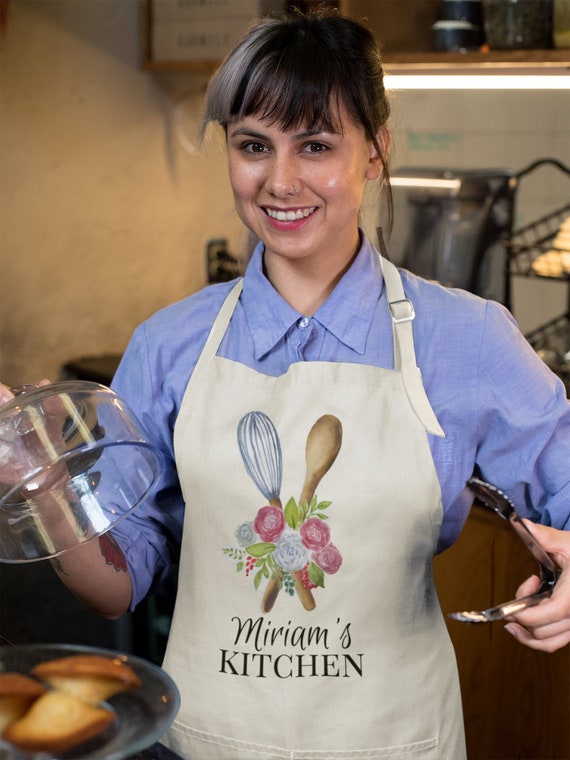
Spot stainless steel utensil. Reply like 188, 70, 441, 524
237, 411, 282, 507
449, 477, 561, 623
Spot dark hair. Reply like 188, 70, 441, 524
202, 7, 392, 215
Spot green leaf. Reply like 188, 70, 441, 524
316, 513, 329, 520
246, 542, 276, 558
284, 497, 300, 529
253, 568, 264, 589
236, 561, 244, 573
317, 500, 332, 510
308, 562, 325, 588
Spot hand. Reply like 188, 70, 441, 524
0, 382, 16, 405
0, 379, 66, 491
505, 521, 570, 652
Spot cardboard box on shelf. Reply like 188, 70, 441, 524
151, 17, 255, 61
151, 0, 283, 23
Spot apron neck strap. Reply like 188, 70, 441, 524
184, 279, 243, 398
378, 244, 444, 437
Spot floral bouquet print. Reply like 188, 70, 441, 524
224, 412, 343, 613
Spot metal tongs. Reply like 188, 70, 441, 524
449, 477, 561, 623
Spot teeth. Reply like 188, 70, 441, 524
266, 207, 316, 221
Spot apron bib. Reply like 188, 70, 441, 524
164, 258, 465, 759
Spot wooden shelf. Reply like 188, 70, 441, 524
383, 49, 570, 73
140, 0, 570, 75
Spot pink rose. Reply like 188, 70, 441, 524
299, 517, 330, 551
313, 543, 342, 574
253, 506, 285, 543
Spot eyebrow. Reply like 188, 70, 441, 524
228, 126, 338, 140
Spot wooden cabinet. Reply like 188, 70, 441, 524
140, 0, 570, 73
433, 504, 570, 759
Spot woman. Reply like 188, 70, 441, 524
1, 8, 569, 759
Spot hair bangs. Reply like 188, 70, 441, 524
230, 33, 345, 134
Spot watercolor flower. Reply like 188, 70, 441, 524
273, 531, 309, 572
313, 543, 342, 574
253, 505, 285, 543
299, 517, 331, 551
234, 521, 256, 547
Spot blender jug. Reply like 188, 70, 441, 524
389, 168, 514, 302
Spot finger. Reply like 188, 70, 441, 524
514, 573, 542, 599
0, 384, 15, 405
521, 519, 570, 566
505, 621, 570, 653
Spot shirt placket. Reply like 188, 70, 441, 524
294, 316, 314, 360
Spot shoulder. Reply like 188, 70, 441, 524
401, 268, 490, 320
142, 279, 240, 342
115, 279, 242, 404
399, 268, 518, 345
397, 268, 532, 399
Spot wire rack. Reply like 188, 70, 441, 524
504, 159, 570, 396
508, 202, 570, 279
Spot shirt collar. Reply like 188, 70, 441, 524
241, 233, 384, 360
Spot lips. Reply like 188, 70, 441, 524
264, 206, 317, 222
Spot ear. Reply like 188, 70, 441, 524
366, 126, 391, 181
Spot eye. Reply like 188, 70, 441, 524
241, 141, 269, 155
303, 142, 329, 154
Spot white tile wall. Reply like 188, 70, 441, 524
388, 87, 570, 332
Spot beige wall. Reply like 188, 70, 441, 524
1, 0, 569, 386
1, 0, 244, 385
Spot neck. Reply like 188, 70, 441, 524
262, 231, 362, 315
263, 248, 358, 316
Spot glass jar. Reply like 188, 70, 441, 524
482, 0, 553, 48
554, 0, 570, 47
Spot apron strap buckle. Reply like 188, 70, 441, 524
389, 298, 416, 324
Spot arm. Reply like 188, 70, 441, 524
473, 302, 570, 651
49, 532, 133, 620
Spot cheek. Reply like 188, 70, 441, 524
228, 160, 262, 201
319, 166, 367, 201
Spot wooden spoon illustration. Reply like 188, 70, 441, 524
294, 414, 343, 611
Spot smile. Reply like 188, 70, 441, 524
265, 207, 317, 222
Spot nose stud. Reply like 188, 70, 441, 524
292, 185, 299, 196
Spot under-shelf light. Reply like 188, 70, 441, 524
390, 177, 462, 190
384, 74, 570, 90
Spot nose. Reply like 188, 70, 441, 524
266, 155, 300, 199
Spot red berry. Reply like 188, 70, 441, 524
297, 565, 317, 590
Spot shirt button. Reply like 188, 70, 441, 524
298, 317, 310, 329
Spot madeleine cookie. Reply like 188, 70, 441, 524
3, 690, 115, 753
0, 672, 46, 732
31, 654, 141, 705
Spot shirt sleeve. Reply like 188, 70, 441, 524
474, 299, 570, 529
110, 322, 185, 610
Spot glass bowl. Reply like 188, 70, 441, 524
0, 381, 161, 563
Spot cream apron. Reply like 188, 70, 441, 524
164, 256, 466, 760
